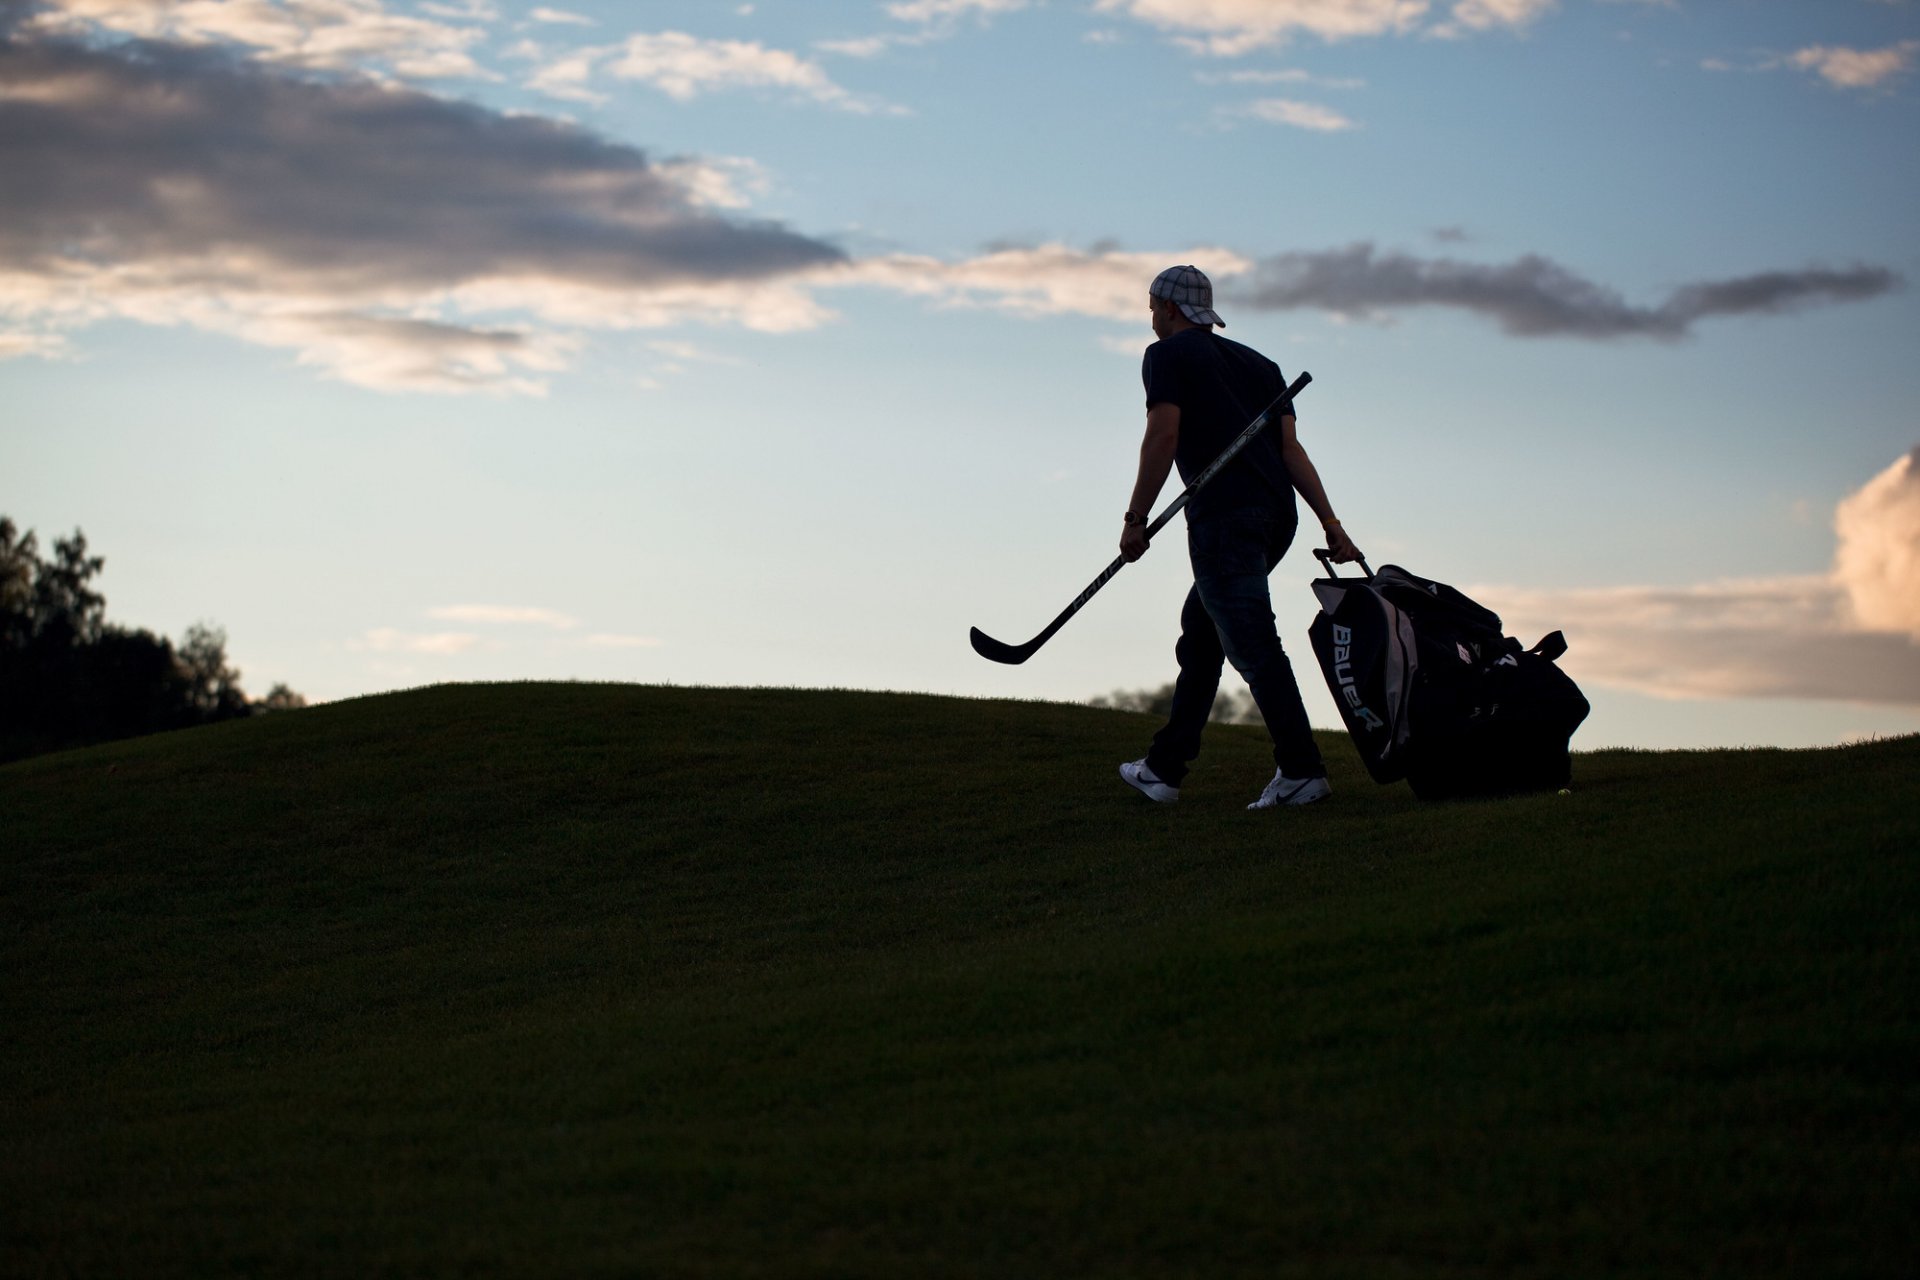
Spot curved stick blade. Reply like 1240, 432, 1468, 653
969, 626, 1037, 666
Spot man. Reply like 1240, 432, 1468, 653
1117, 265, 1364, 810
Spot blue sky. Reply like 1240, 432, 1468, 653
4, 0, 1918, 749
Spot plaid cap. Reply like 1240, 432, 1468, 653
1149, 264, 1224, 328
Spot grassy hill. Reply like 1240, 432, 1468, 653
3, 683, 1915, 1278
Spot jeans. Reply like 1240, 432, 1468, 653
1144, 506, 1325, 785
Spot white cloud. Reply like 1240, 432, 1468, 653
1471, 449, 1920, 706
646, 338, 739, 364
420, 1, 497, 19
601, 31, 888, 111
0, 328, 71, 359
1835, 447, 1920, 638
1477, 576, 1920, 706
653, 155, 773, 210
524, 44, 607, 101
818, 0, 1026, 59
528, 6, 593, 26
885, 0, 1028, 22
1429, 0, 1555, 40
427, 605, 581, 628
835, 243, 1255, 322
1198, 68, 1367, 88
1790, 40, 1919, 90
1233, 97, 1360, 130
1095, 0, 1560, 54
1, 18, 1900, 398
1094, 0, 1431, 55
29, 0, 495, 79
816, 34, 894, 57
353, 628, 484, 654
0, 23, 848, 393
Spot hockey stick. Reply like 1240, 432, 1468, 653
970, 370, 1312, 665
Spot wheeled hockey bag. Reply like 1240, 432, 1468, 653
1306, 552, 1590, 800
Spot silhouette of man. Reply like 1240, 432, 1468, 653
1117, 265, 1364, 809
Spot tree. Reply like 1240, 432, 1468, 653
0, 518, 34, 650
257, 683, 308, 712
0, 517, 303, 762
178, 623, 251, 720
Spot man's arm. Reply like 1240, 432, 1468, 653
1119, 403, 1179, 561
1278, 414, 1364, 563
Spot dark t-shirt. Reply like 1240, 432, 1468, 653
1141, 328, 1297, 522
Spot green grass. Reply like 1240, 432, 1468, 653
3, 683, 1916, 1278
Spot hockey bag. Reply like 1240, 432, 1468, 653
1307, 553, 1590, 799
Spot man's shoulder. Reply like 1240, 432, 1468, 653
1146, 329, 1213, 364
1211, 332, 1277, 368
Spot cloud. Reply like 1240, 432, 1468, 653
0, 19, 846, 391
816, 34, 894, 58
352, 628, 484, 654
523, 30, 897, 112
522, 43, 605, 101
594, 31, 891, 111
1224, 243, 1902, 338
0, 328, 70, 358
427, 605, 581, 628
1478, 576, 1920, 706
1473, 449, 1920, 706
1, 11, 1900, 397
653, 155, 773, 210
528, 6, 592, 26
885, 0, 1028, 21
816, 0, 1025, 59
1835, 448, 1920, 638
420, 1, 495, 19
1095, 0, 1428, 54
26, 0, 495, 79
1197, 67, 1366, 88
837, 243, 1255, 322
834, 241, 1900, 340
1092, 0, 1558, 55
1790, 40, 1919, 90
1428, 0, 1555, 40
1232, 97, 1359, 130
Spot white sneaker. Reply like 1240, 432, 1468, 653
1119, 758, 1179, 804
1248, 770, 1331, 810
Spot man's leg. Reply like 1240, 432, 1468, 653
1190, 513, 1326, 780
1143, 584, 1226, 787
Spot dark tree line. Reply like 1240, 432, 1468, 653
1, 518, 303, 763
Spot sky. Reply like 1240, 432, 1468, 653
3, 0, 1918, 751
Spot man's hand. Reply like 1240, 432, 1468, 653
1325, 522, 1364, 564
1120, 523, 1150, 562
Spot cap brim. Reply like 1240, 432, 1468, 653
1179, 303, 1224, 328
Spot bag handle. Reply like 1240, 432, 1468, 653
1314, 548, 1374, 580
1529, 630, 1569, 662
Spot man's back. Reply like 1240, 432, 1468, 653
1141, 328, 1295, 520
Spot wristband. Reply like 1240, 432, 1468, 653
1322, 517, 1342, 529
1123, 511, 1148, 528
